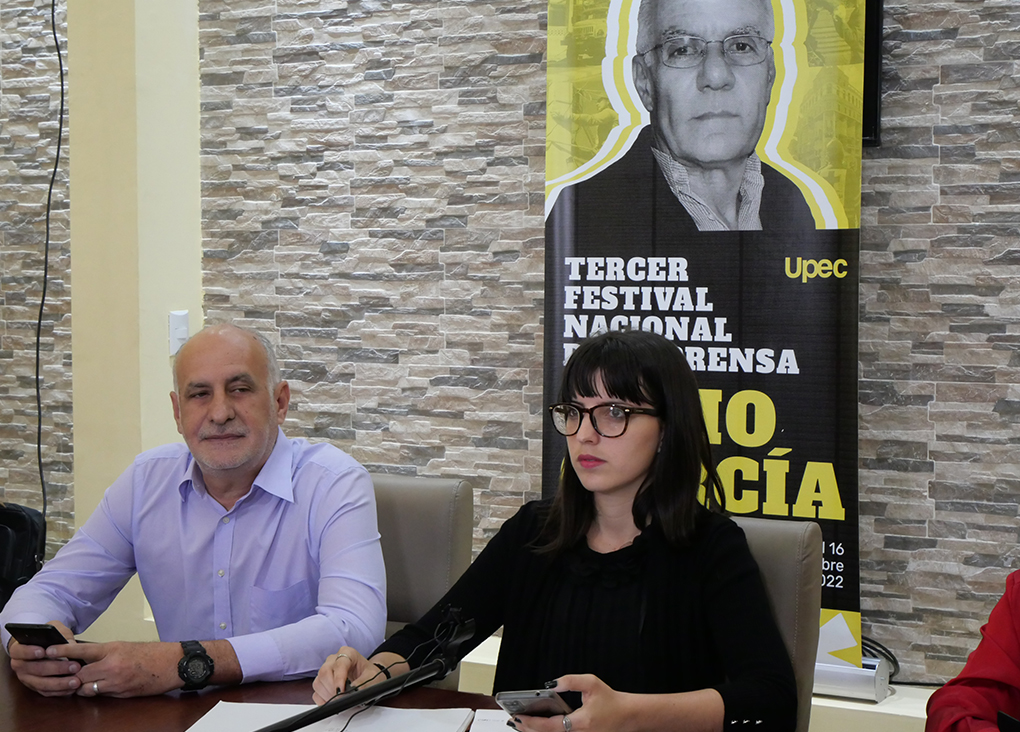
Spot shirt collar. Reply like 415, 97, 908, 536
650, 146, 765, 231
177, 427, 295, 504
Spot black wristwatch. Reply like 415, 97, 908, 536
178, 640, 215, 691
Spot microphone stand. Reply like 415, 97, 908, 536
253, 617, 476, 732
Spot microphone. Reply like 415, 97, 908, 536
253, 609, 476, 732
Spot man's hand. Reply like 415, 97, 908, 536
46, 640, 184, 698
8, 621, 83, 697
58, 638, 242, 698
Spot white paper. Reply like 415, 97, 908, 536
187, 701, 474, 732
469, 709, 514, 732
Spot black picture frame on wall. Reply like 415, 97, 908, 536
862, 0, 883, 146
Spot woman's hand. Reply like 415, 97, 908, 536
512, 675, 632, 732
512, 674, 724, 732
311, 648, 409, 706
312, 647, 370, 705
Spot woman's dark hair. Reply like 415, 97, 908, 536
537, 329, 724, 554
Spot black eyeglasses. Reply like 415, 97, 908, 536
548, 403, 659, 438
639, 34, 771, 69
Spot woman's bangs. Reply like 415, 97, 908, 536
561, 341, 652, 405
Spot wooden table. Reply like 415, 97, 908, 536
0, 660, 498, 732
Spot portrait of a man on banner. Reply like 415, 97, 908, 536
545, 0, 866, 235
562, 0, 815, 233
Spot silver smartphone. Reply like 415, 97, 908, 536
495, 689, 573, 717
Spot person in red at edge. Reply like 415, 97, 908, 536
926, 571, 1020, 732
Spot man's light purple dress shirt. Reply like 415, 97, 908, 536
0, 428, 386, 682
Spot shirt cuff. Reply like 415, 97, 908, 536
227, 632, 285, 683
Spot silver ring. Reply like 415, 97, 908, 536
336, 653, 351, 662
563, 714, 572, 732
92, 680, 99, 695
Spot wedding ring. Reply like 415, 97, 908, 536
92, 680, 99, 695
562, 714, 572, 731
337, 653, 351, 662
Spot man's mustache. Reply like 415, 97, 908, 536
199, 429, 248, 440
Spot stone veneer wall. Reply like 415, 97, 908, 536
197, 0, 549, 548
0, 1, 72, 556
2, 0, 1020, 683
857, 1, 1020, 681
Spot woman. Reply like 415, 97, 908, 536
313, 329, 796, 732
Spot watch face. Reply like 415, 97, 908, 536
185, 657, 208, 680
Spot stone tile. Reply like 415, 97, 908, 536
0, 2, 72, 552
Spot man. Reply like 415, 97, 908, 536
548, 0, 815, 245
0, 323, 386, 697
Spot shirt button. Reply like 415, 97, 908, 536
222, 517, 230, 524
217, 570, 225, 577
219, 622, 227, 630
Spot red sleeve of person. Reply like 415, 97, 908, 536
926, 571, 1020, 732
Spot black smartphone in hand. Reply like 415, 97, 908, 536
5, 622, 85, 666
5, 622, 70, 648
495, 689, 573, 717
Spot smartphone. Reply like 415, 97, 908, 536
4, 622, 85, 666
495, 689, 573, 717
5, 622, 70, 648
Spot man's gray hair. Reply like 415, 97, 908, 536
636, 0, 776, 52
250, 329, 283, 390
172, 323, 282, 394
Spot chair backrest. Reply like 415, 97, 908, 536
370, 473, 473, 689
732, 516, 822, 732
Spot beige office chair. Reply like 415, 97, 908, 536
732, 516, 822, 732
370, 473, 473, 688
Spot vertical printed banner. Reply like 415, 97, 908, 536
543, 0, 866, 665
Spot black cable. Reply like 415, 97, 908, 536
861, 635, 946, 688
321, 615, 466, 724
861, 635, 900, 678
333, 705, 371, 732
35, 0, 66, 520
895, 679, 945, 688
326, 619, 460, 703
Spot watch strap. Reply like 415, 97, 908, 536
178, 640, 214, 691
